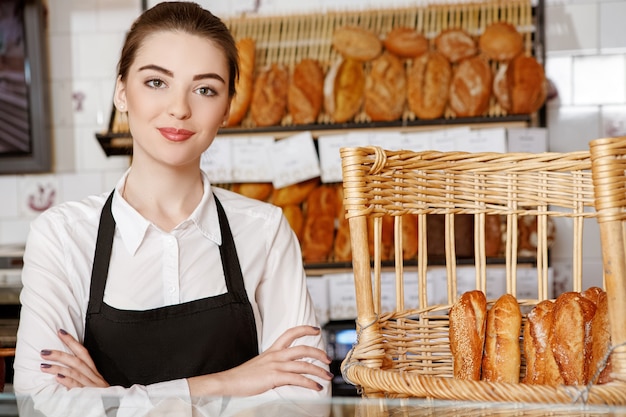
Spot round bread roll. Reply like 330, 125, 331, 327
383, 27, 429, 58
449, 56, 492, 117
226, 38, 255, 127
435, 29, 477, 64
231, 182, 273, 201
324, 58, 365, 123
479, 22, 524, 62
364, 52, 406, 122
332, 26, 382, 61
288, 59, 324, 125
508, 55, 547, 115
250, 64, 289, 127
407, 51, 451, 120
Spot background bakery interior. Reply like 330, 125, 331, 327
0, 0, 625, 397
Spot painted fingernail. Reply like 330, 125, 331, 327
57, 374, 65, 379
326, 371, 334, 378
316, 383, 323, 391
311, 326, 320, 331
40, 363, 51, 369
40, 350, 52, 356
59, 329, 68, 335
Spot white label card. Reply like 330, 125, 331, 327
231, 136, 275, 182
507, 127, 548, 153
318, 133, 373, 183
271, 131, 321, 189
459, 128, 507, 153
201, 137, 233, 183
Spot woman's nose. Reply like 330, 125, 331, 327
168, 92, 191, 119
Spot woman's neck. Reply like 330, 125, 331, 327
122, 164, 204, 232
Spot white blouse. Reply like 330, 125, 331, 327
14, 171, 330, 417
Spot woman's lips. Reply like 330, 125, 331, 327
157, 127, 195, 142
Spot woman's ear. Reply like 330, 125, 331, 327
113, 75, 127, 112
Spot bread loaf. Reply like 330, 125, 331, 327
407, 51, 451, 120
435, 29, 477, 64
226, 38, 255, 127
231, 183, 273, 201
324, 58, 365, 123
588, 289, 613, 384
271, 178, 320, 207
250, 64, 289, 127
364, 52, 406, 122
288, 59, 324, 125
383, 27, 429, 58
449, 56, 492, 118
332, 26, 382, 61
401, 214, 418, 260
449, 290, 487, 380
507, 55, 547, 115
523, 300, 563, 386
482, 294, 522, 383
484, 214, 502, 257
479, 22, 523, 62
551, 292, 597, 385
282, 204, 304, 241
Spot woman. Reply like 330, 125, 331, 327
14, 2, 332, 415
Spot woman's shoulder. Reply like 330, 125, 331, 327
31, 191, 111, 229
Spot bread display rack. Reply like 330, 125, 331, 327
338, 137, 626, 405
96, 0, 545, 156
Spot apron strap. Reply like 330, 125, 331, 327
87, 190, 115, 315
214, 197, 247, 299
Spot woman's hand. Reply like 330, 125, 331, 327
188, 325, 332, 397
39, 329, 110, 389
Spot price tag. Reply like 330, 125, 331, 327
231, 136, 275, 182
430, 127, 471, 151
507, 127, 548, 153
201, 137, 233, 183
400, 131, 434, 151
458, 128, 507, 153
270, 131, 321, 189
318, 134, 347, 183
372, 131, 405, 150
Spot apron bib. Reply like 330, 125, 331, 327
83, 191, 258, 387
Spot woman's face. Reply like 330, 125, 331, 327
114, 30, 231, 169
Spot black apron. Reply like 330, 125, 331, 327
83, 191, 259, 388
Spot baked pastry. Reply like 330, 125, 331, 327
324, 58, 365, 123
589, 290, 613, 384
250, 63, 289, 127
482, 294, 522, 383
484, 214, 502, 257
282, 204, 304, 241
226, 38, 255, 127
306, 184, 340, 218
449, 56, 492, 118
383, 27, 429, 58
479, 22, 524, 62
231, 182, 273, 201
523, 300, 563, 386
435, 29, 477, 63
449, 290, 487, 380
492, 62, 511, 111
401, 214, 418, 260
271, 177, 320, 207
332, 25, 382, 61
551, 291, 597, 385
510, 55, 547, 114
364, 52, 406, 122
407, 51, 451, 120
288, 59, 324, 125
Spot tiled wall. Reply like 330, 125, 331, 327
1, 0, 624, 290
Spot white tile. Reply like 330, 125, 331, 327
572, 55, 626, 105
48, 34, 73, 81
0, 219, 31, 246
601, 105, 626, 137
547, 106, 601, 152
96, 0, 142, 32
52, 126, 77, 173
58, 172, 103, 203
0, 177, 19, 218
71, 79, 105, 127
545, 55, 573, 106
600, 1, 626, 51
18, 175, 60, 218
50, 80, 74, 127
69, 4, 98, 34
72, 33, 126, 80
74, 127, 131, 173
545, 3, 598, 53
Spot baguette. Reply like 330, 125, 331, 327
482, 294, 522, 383
226, 38, 255, 126
449, 290, 487, 380
523, 300, 563, 386
588, 289, 613, 384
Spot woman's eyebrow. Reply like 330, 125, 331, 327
137, 64, 225, 84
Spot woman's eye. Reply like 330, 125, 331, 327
196, 86, 216, 96
146, 79, 166, 89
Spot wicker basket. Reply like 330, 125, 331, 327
339, 137, 626, 405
